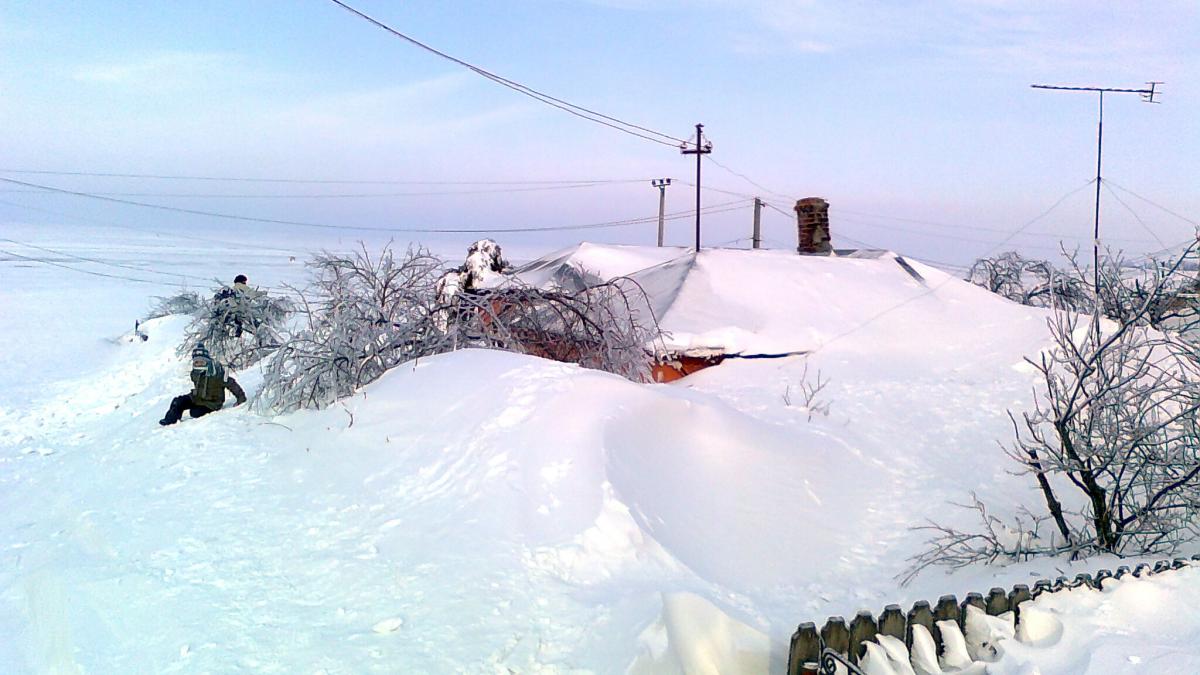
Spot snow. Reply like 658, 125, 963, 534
989, 567, 1200, 673
3, 232, 1199, 673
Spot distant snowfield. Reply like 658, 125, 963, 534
2, 227, 1197, 673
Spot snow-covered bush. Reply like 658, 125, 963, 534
180, 283, 293, 370
970, 249, 1200, 336
256, 245, 445, 413
1006, 288, 1200, 556
908, 238, 1200, 579
257, 242, 663, 413
144, 290, 204, 320
967, 251, 1088, 311
1086, 251, 1200, 336
441, 279, 663, 383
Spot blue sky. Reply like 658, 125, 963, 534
2, 1, 1196, 265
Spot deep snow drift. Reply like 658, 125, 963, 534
2, 235, 1197, 673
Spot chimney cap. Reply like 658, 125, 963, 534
794, 197, 829, 210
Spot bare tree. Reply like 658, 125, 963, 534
907, 238, 1200, 579
1008, 247, 1200, 555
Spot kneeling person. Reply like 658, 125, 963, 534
160, 343, 247, 425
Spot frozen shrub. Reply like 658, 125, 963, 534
967, 251, 1088, 311
180, 282, 293, 370
907, 237, 1200, 581
144, 290, 204, 319
257, 244, 444, 413
257, 242, 663, 413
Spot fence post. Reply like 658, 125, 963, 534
906, 600, 934, 649
821, 617, 850, 659
960, 592, 985, 625
985, 587, 1009, 616
1008, 584, 1032, 622
848, 610, 878, 664
933, 595, 959, 650
788, 622, 822, 675
878, 604, 905, 642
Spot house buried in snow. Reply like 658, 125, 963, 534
506, 197, 932, 381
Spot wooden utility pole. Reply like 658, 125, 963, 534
652, 178, 671, 247
680, 123, 712, 251
752, 197, 762, 249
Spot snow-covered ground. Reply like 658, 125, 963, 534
2, 226, 1197, 673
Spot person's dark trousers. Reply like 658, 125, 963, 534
160, 394, 215, 425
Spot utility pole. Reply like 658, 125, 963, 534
651, 178, 671, 247
752, 197, 762, 249
680, 123, 712, 251
1031, 82, 1161, 306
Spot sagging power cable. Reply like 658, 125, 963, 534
325, 0, 685, 148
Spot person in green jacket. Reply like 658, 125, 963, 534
159, 343, 247, 425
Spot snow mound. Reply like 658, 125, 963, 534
8, 240, 1159, 673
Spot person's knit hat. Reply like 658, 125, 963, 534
191, 343, 217, 376
192, 342, 210, 360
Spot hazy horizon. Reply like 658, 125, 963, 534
2, 1, 1197, 266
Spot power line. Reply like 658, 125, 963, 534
0, 181, 652, 199
702, 155, 793, 201
0, 176, 747, 234
834, 214, 1125, 254
762, 197, 1097, 256
0, 198, 310, 255
833, 208, 1151, 242
0, 168, 656, 186
760, 202, 971, 271
325, 0, 685, 148
674, 179, 760, 201
0, 237, 208, 282
0, 247, 192, 288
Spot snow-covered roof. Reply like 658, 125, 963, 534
509, 242, 1037, 357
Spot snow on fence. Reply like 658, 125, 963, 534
787, 555, 1200, 675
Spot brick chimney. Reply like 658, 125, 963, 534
794, 197, 832, 255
